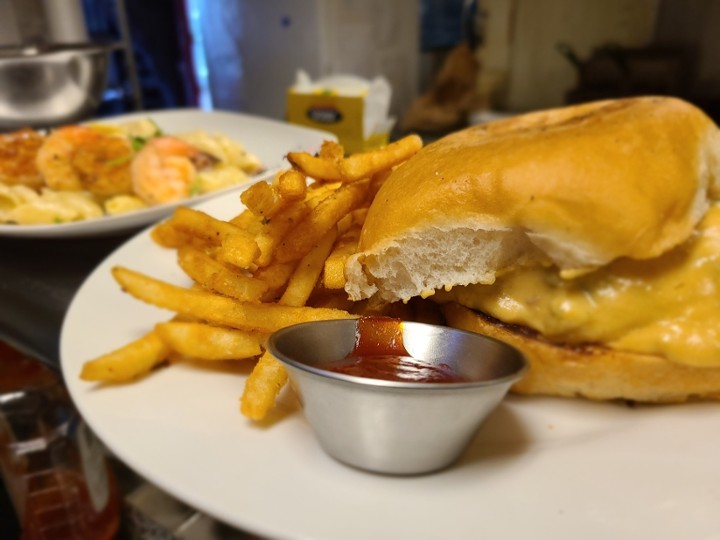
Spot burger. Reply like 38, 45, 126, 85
344, 96, 720, 403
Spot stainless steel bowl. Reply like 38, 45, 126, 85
0, 43, 115, 130
269, 319, 527, 475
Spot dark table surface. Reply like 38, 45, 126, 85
0, 229, 142, 372
0, 226, 261, 538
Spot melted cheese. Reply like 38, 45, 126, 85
437, 204, 720, 367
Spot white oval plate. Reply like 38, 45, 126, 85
0, 108, 333, 238
61, 191, 720, 539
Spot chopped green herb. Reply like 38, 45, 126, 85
130, 126, 164, 152
189, 178, 203, 196
105, 154, 133, 167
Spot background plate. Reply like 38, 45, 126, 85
61, 191, 720, 540
0, 108, 333, 238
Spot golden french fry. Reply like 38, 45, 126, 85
288, 136, 421, 183
151, 220, 207, 249
155, 322, 263, 360
323, 258, 348, 289
280, 227, 338, 306
177, 246, 268, 302
240, 229, 338, 419
286, 151, 343, 181
86, 136, 415, 423
335, 207, 367, 236
339, 134, 423, 181
80, 331, 170, 382
351, 207, 368, 226
240, 351, 288, 420
274, 168, 307, 201
217, 233, 261, 269
254, 261, 297, 300
323, 228, 361, 289
318, 140, 344, 161
254, 201, 311, 266
240, 180, 286, 219
112, 266, 353, 334
172, 206, 257, 248
304, 181, 341, 209
274, 179, 369, 263
229, 209, 264, 235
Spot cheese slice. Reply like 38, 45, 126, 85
436, 203, 720, 367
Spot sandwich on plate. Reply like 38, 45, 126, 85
344, 96, 720, 403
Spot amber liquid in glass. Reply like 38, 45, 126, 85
0, 341, 120, 540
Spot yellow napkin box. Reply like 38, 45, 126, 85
286, 73, 394, 154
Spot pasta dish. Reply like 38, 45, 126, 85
0, 119, 263, 225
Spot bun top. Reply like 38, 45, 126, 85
345, 97, 720, 302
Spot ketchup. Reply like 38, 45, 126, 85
325, 317, 467, 383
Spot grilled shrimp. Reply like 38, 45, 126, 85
35, 125, 134, 198
131, 136, 218, 205
0, 128, 45, 189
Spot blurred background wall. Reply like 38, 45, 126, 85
1, 0, 719, 126
195, 0, 420, 120
477, 0, 720, 120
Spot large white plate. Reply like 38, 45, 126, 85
61, 191, 720, 539
0, 108, 333, 238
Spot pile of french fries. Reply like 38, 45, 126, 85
80, 135, 424, 420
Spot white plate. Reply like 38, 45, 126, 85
0, 108, 333, 238
62, 190, 720, 539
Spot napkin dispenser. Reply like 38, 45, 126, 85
286, 71, 395, 154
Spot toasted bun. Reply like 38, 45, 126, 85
345, 96, 720, 303
443, 302, 720, 403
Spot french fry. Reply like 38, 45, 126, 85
240, 351, 288, 420
229, 208, 264, 235
151, 220, 208, 250
177, 246, 268, 302
339, 134, 423, 181
155, 322, 264, 360
217, 233, 260, 269
240, 180, 285, 219
172, 206, 256, 248
254, 261, 297, 300
254, 201, 311, 266
240, 230, 338, 420
304, 181, 341, 209
335, 207, 367, 236
274, 169, 307, 201
318, 140, 344, 161
81, 136, 426, 423
274, 179, 369, 263
240, 225, 341, 419
80, 331, 170, 382
280, 227, 338, 306
323, 228, 361, 289
286, 151, 343, 181
287, 136, 421, 183
112, 266, 353, 334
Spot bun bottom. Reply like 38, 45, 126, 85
442, 302, 720, 404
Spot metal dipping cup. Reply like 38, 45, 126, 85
268, 319, 527, 475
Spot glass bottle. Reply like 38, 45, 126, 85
0, 341, 120, 539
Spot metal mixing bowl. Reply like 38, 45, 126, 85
0, 43, 115, 130
269, 319, 527, 475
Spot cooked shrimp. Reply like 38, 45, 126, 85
131, 136, 218, 205
35, 125, 134, 198
0, 128, 45, 189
